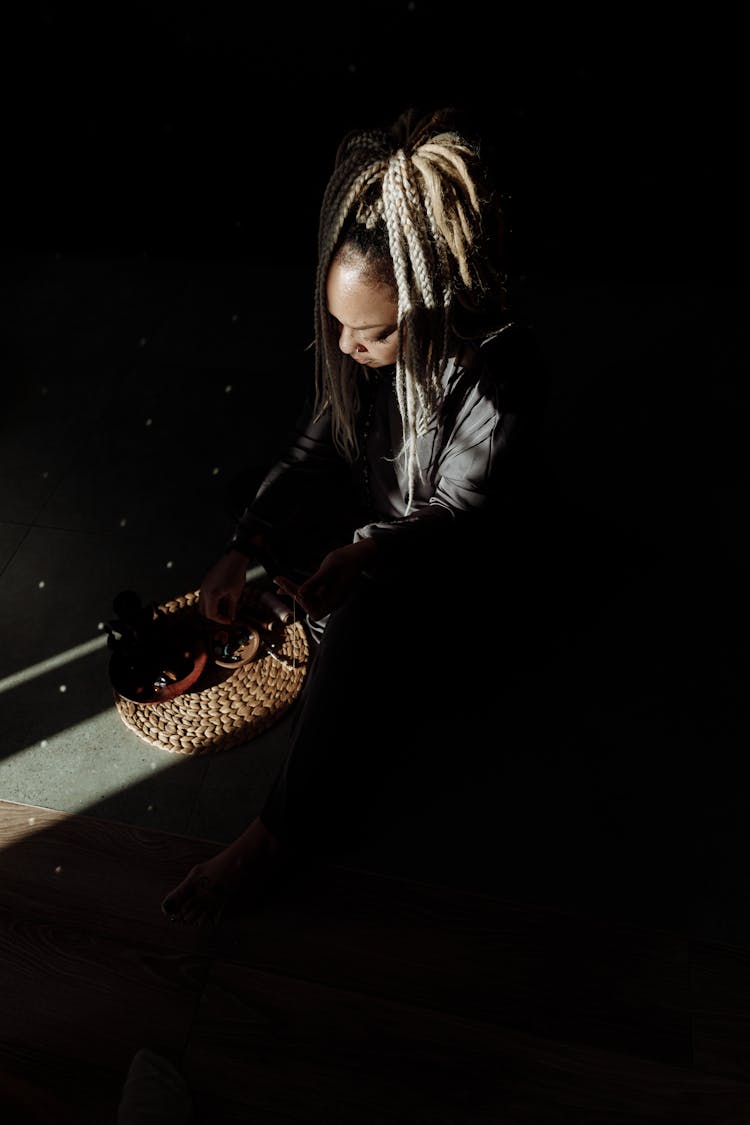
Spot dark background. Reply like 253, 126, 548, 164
0, 2, 748, 941
3, 3, 747, 282
2, 4, 747, 655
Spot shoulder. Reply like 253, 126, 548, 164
458, 321, 549, 412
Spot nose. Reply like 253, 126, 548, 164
338, 327, 364, 356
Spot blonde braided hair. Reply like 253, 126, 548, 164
313, 107, 507, 511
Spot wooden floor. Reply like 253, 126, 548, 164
1, 800, 750, 1124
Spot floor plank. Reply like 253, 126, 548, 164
0, 800, 693, 1067
0, 1039, 128, 1125
0, 799, 220, 951
0, 905, 205, 1068
213, 862, 692, 1068
692, 937, 750, 1083
2, 799, 750, 1124
184, 960, 750, 1125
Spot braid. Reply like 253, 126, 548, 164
314, 108, 507, 511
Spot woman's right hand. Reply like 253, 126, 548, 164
274, 538, 377, 621
198, 549, 250, 624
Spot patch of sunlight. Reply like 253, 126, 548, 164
1, 713, 178, 813
0, 563, 266, 697
0, 635, 109, 694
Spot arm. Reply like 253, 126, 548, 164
198, 546, 254, 624
200, 397, 351, 623
226, 398, 348, 556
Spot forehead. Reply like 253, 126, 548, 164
326, 258, 397, 326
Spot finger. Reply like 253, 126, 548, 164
217, 594, 238, 621
198, 603, 234, 626
162, 900, 186, 922
273, 578, 299, 599
161, 880, 192, 918
181, 903, 210, 926
297, 581, 326, 616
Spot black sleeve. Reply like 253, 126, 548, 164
226, 393, 355, 563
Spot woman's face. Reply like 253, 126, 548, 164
326, 254, 399, 368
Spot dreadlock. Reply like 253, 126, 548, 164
313, 107, 508, 512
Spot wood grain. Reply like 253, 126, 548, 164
2, 799, 750, 1124
692, 938, 750, 1082
184, 960, 749, 1125
213, 861, 692, 1067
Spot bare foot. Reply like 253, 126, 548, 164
161, 817, 282, 926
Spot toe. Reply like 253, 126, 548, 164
162, 869, 226, 926
161, 886, 187, 918
161, 868, 202, 918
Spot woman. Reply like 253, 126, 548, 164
161, 106, 548, 925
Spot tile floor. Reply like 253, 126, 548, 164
2, 249, 748, 945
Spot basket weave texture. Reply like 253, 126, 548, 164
112, 587, 309, 755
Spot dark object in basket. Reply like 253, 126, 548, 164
105, 589, 207, 704
211, 623, 261, 669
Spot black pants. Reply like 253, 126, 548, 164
257, 537, 536, 858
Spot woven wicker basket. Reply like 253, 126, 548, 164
111, 586, 310, 755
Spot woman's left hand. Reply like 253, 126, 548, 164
274, 539, 377, 621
